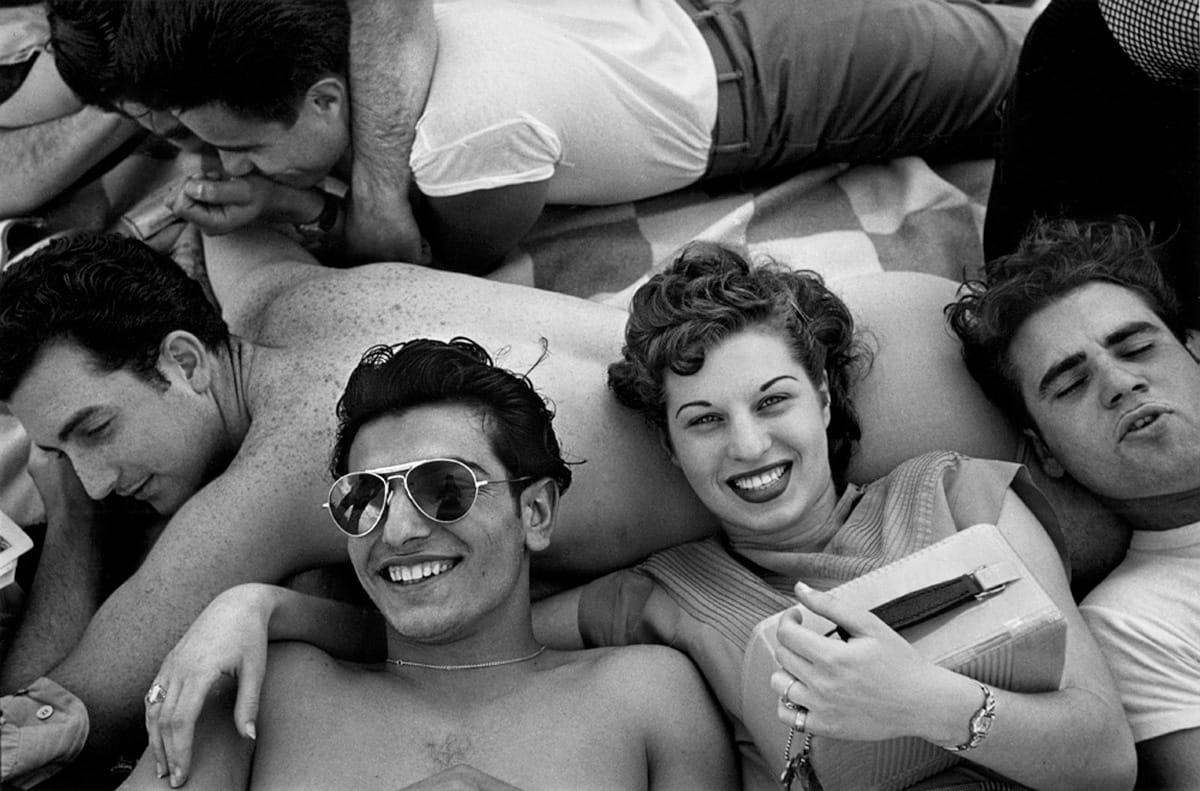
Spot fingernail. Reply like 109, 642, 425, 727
170, 768, 182, 787
245, 721, 256, 740
795, 581, 813, 594
156, 763, 165, 778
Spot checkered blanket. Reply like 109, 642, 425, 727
489, 155, 994, 308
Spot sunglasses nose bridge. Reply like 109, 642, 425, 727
377, 478, 437, 544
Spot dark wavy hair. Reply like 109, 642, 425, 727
0, 232, 229, 400
46, 0, 127, 109
61, 0, 349, 123
947, 217, 1184, 430
607, 243, 869, 489
330, 338, 573, 502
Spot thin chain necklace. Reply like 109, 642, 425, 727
386, 645, 546, 671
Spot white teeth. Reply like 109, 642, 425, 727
386, 560, 454, 584
732, 465, 786, 491
1131, 415, 1155, 431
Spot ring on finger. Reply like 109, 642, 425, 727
793, 706, 809, 733
780, 676, 801, 711
145, 682, 167, 706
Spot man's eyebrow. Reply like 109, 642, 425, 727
1036, 352, 1086, 399
1105, 320, 1160, 347
57, 407, 100, 444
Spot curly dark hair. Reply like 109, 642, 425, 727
607, 243, 869, 489
946, 217, 1184, 430
330, 338, 573, 501
0, 232, 229, 400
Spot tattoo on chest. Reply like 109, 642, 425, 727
425, 732, 473, 770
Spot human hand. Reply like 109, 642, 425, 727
770, 582, 956, 743
399, 765, 524, 791
167, 173, 306, 235
144, 584, 273, 787
342, 185, 429, 265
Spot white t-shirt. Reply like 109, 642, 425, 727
411, 0, 717, 204
1081, 520, 1200, 743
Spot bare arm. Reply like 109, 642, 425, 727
0, 452, 103, 674
344, 0, 436, 264
1136, 729, 1200, 790
773, 490, 1136, 790
144, 583, 383, 785
120, 676, 252, 791
422, 180, 550, 274
0, 451, 346, 763
0, 106, 142, 217
636, 647, 737, 791
531, 587, 584, 650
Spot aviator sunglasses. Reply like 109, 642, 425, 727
325, 458, 531, 537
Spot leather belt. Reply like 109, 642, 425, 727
675, 0, 750, 178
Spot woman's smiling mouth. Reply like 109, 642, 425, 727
727, 462, 791, 503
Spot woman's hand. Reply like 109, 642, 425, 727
770, 582, 975, 746
144, 584, 275, 787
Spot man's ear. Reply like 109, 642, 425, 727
307, 76, 347, 117
521, 477, 559, 553
159, 331, 213, 393
1023, 427, 1065, 478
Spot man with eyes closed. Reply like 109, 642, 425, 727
948, 217, 1200, 790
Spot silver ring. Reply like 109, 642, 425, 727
145, 683, 166, 706
793, 706, 809, 733
783, 677, 800, 703
781, 696, 800, 712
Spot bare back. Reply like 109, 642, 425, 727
207, 229, 714, 581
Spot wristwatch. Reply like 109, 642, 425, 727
946, 683, 996, 752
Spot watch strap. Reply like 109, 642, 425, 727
946, 682, 996, 752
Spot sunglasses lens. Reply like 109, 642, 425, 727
328, 473, 387, 535
405, 461, 477, 522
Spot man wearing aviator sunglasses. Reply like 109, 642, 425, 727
326, 457, 532, 534
124, 337, 734, 789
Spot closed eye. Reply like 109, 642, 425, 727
82, 421, 112, 440
1054, 377, 1086, 399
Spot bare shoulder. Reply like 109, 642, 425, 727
555, 644, 708, 707
261, 643, 365, 709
